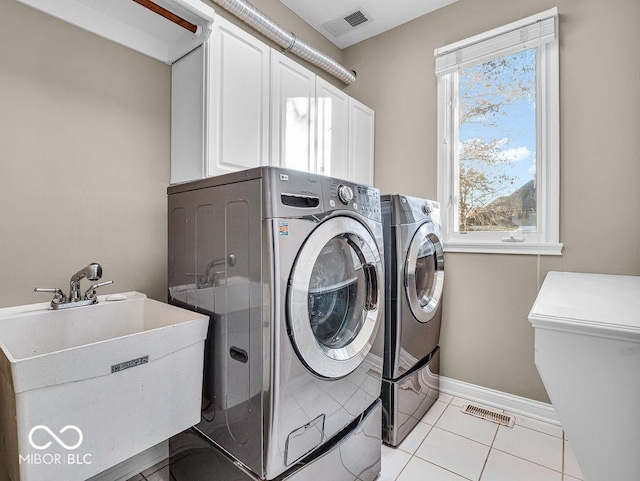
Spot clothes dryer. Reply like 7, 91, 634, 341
168, 167, 384, 480
380, 194, 444, 446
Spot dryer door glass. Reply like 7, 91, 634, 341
288, 216, 382, 379
405, 223, 445, 323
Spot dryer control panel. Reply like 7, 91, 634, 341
381, 194, 441, 226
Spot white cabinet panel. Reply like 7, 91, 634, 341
171, 44, 206, 184
348, 98, 375, 186
316, 77, 349, 180
171, 18, 375, 186
207, 17, 270, 176
271, 50, 316, 173
170, 17, 270, 184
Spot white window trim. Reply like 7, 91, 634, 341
436, 8, 562, 256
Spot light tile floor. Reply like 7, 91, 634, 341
384, 394, 584, 481
129, 394, 584, 481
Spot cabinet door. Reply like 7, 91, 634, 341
208, 17, 270, 176
348, 98, 375, 186
271, 50, 316, 173
316, 77, 349, 180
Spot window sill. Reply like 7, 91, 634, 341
443, 241, 563, 256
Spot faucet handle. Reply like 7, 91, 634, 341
84, 280, 114, 300
34, 288, 67, 305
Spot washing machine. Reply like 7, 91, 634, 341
380, 194, 444, 446
167, 167, 384, 481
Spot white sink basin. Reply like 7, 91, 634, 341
0, 292, 208, 481
529, 272, 640, 481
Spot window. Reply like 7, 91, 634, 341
435, 8, 562, 255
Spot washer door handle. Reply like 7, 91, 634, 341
363, 263, 378, 311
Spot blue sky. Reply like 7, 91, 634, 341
459, 49, 537, 197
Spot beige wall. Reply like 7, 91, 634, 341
0, 0, 171, 307
0, 0, 336, 308
343, 0, 640, 402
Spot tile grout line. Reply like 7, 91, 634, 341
393, 395, 455, 480
397, 394, 566, 481
477, 423, 500, 480
508, 418, 564, 439
454, 397, 562, 439
490, 445, 563, 474
419, 424, 496, 449
426, 458, 475, 481
411, 394, 478, 481
439, 398, 565, 479
394, 395, 452, 479
499, 412, 567, 476
393, 453, 412, 481
441, 396, 566, 473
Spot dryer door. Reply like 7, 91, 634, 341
288, 216, 383, 379
405, 222, 445, 323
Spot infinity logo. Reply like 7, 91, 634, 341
28, 425, 83, 451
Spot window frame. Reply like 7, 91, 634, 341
436, 8, 562, 255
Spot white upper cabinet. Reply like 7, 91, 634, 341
315, 77, 349, 180
207, 16, 270, 177
348, 98, 375, 186
171, 17, 375, 186
270, 50, 316, 173
171, 16, 270, 184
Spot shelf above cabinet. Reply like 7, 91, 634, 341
16, 0, 215, 64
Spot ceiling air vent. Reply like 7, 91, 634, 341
322, 8, 372, 38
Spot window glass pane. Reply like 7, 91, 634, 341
457, 49, 537, 233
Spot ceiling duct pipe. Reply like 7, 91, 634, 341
210, 0, 356, 85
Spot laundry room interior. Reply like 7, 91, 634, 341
0, 0, 638, 480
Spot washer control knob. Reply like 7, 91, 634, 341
422, 203, 432, 215
337, 185, 354, 205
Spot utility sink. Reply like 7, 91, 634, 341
0, 292, 208, 481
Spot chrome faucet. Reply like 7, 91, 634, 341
35, 263, 113, 310
69, 263, 102, 302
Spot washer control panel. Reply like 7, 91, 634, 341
326, 180, 381, 222
337, 184, 354, 205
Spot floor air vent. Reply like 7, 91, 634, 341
461, 404, 515, 427
323, 8, 372, 37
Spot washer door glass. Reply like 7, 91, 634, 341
405, 223, 444, 323
288, 216, 382, 379
309, 236, 368, 349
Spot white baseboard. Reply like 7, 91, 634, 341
440, 376, 560, 426
87, 441, 168, 481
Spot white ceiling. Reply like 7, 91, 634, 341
279, 0, 458, 49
